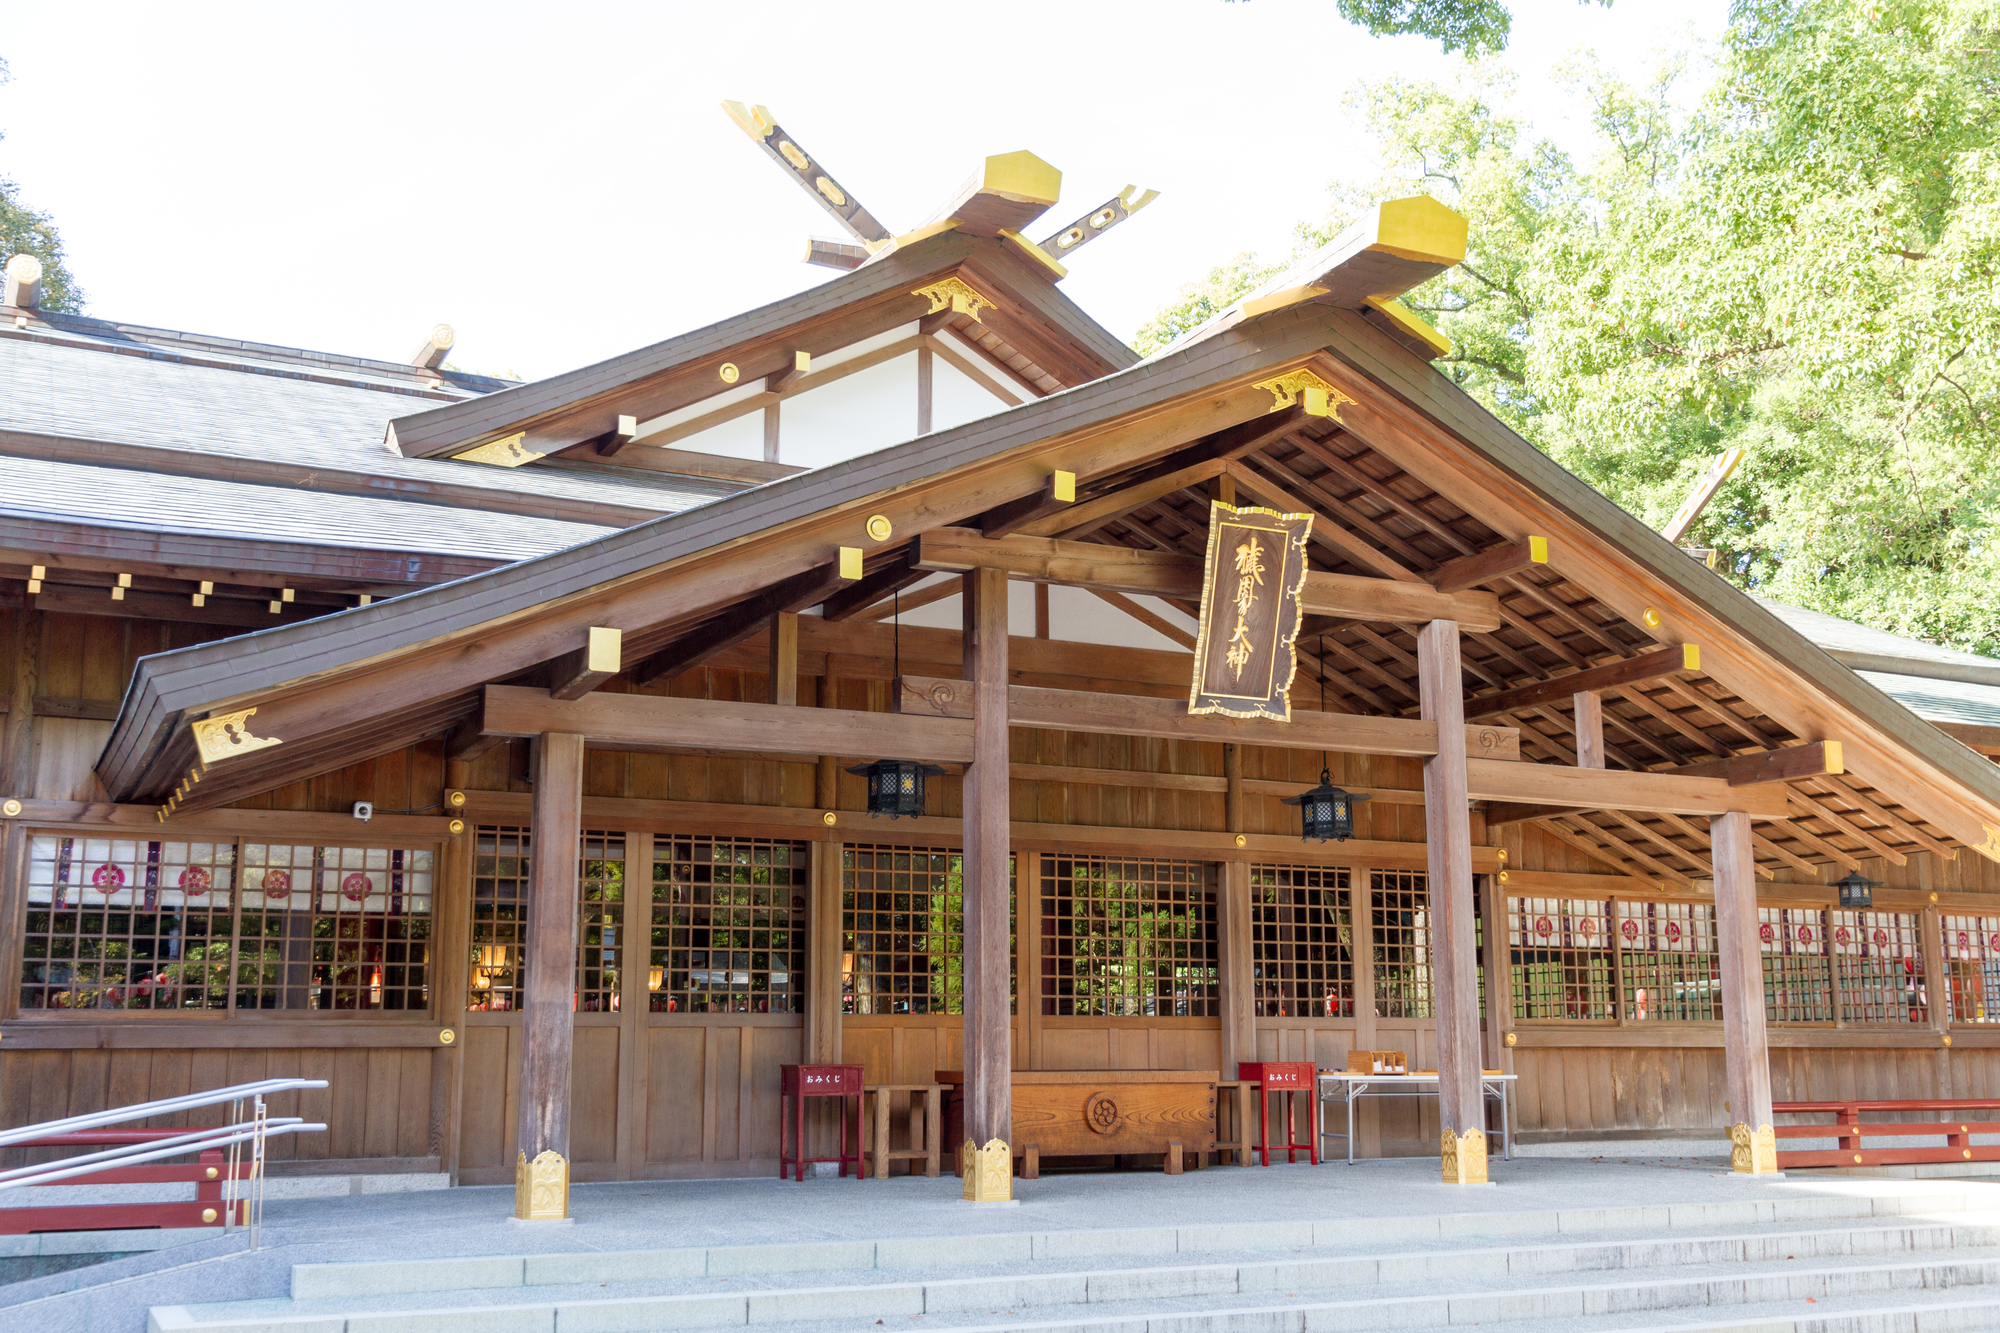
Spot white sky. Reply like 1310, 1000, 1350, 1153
0, 0, 1724, 381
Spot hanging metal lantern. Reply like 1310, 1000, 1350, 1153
1281, 770, 1371, 843
847, 759, 945, 819
1835, 869, 1878, 909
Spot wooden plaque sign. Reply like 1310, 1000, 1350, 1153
1188, 501, 1313, 721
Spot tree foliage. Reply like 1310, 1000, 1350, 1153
1149, 0, 2000, 656
0, 56, 85, 314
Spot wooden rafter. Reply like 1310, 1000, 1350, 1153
1463, 646, 1698, 723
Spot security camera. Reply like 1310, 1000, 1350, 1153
352, 801, 374, 823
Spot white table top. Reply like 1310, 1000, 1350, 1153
1318, 1071, 1517, 1082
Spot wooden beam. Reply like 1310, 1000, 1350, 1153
630, 565, 842, 685
766, 350, 811, 393
914, 529, 1503, 631
481, 685, 974, 763
976, 470, 1078, 539
590, 415, 640, 457
445, 723, 507, 766
897, 675, 1518, 761
1574, 690, 1605, 772
1019, 408, 1308, 540
1463, 646, 1699, 722
1418, 618, 1483, 1164
1428, 537, 1548, 593
519, 731, 585, 1205
1087, 588, 1194, 649
1483, 802, 1584, 826
547, 627, 622, 701
767, 612, 798, 706
961, 567, 1012, 1154
1464, 756, 1790, 818
1714, 809, 1775, 1168
820, 548, 924, 623
1670, 741, 1843, 787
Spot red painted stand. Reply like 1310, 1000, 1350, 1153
0, 1130, 251, 1234
779, 1064, 863, 1182
1238, 1061, 1320, 1166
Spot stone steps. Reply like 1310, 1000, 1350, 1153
148, 1214, 2000, 1333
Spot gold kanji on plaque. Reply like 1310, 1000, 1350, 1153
1188, 502, 1313, 721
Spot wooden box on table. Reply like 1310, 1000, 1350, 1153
936, 1070, 1217, 1176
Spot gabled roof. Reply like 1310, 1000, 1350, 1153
381, 228, 1138, 461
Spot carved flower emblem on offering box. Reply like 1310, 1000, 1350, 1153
1083, 1091, 1121, 1135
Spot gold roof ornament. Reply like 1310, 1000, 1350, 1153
913, 277, 994, 322
1253, 369, 1357, 422
191, 707, 283, 766
453, 433, 544, 468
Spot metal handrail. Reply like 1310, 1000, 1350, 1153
0, 1118, 308, 1186
0, 1121, 325, 1189
0, 1078, 328, 1147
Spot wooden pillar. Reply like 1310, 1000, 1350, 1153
1713, 809, 1777, 1172
1033, 583, 1050, 640
1478, 872, 1511, 1070
763, 402, 781, 464
614, 830, 654, 1180
1921, 885, 1952, 1097
1217, 859, 1256, 1076
514, 731, 585, 1219
1573, 691, 1604, 770
960, 567, 1013, 1199
805, 841, 844, 1064
3, 607, 40, 797
1224, 743, 1243, 835
767, 612, 798, 706
917, 344, 934, 436
1417, 619, 1484, 1183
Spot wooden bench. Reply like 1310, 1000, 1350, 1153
862, 1082, 941, 1179
1773, 1098, 2000, 1168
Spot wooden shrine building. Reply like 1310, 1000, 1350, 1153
4, 108, 2000, 1208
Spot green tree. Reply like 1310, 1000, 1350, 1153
1149, 0, 2000, 656
0, 56, 85, 314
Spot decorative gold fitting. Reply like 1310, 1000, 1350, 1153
1504, 1031, 1517, 1047
1944, 1034, 1954, 1047
961, 1137, 1013, 1203
1253, 369, 1356, 422
1441, 1127, 1489, 1184
822, 811, 838, 826
1729, 1122, 1779, 1174
865, 514, 894, 543
448, 819, 466, 836
439, 1028, 456, 1046
205, 1166, 218, 1179
912, 276, 993, 322
191, 708, 283, 766
446, 790, 467, 809
1642, 607, 1663, 628
838, 547, 864, 580
514, 1149, 570, 1221
1234, 834, 1247, 847
453, 433, 543, 468
719, 362, 740, 384
201, 1208, 218, 1224
0, 799, 20, 818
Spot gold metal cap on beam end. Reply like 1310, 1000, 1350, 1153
1504, 1032, 1517, 1047
1234, 834, 1247, 847
1642, 607, 1663, 629
439, 1028, 456, 1045
1052, 470, 1076, 503
447, 790, 467, 809
0, 799, 19, 818
822, 811, 838, 826
865, 515, 894, 543
448, 819, 465, 836
719, 362, 740, 384
838, 547, 864, 580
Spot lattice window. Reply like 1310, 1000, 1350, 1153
577, 833, 625, 1012
1943, 915, 2000, 1024
1760, 906, 1833, 1023
1250, 865, 1352, 1017
236, 844, 433, 1011
1830, 910, 1927, 1025
1507, 897, 1615, 1021
1371, 870, 1432, 1018
468, 826, 530, 1010
1616, 899, 1720, 1021
21, 834, 431, 1015
651, 836, 807, 1014
1041, 856, 1215, 1017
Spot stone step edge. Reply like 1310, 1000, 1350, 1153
160, 1252, 2000, 1333
286, 1191, 2000, 1299
278, 1218, 2000, 1308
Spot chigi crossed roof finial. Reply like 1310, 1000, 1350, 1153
721, 99, 1156, 277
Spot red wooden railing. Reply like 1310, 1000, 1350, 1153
1773, 1098, 2000, 1169
0, 1130, 252, 1234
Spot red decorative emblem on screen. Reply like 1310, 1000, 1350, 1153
1665, 922, 1683, 943
1873, 928, 1889, 946
1834, 927, 1851, 945
262, 869, 291, 899
178, 866, 210, 896
92, 863, 125, 893
1621, 918, 1639, 941
1758, 923, 1775, 943
341, 872, 373, 902
1534, 916, 1553, 938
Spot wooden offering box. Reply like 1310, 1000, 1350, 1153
937, 1070, 1217, 1168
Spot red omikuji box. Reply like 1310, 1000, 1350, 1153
1237, 1061, 1316, 1090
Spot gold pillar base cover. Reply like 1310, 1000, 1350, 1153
514, 1148, 570, 1220
1441, 1126, 1489, 1184
1729, 1122, 1779, 1174
962, 1137, 1013, 1202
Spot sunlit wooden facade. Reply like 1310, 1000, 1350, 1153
5, 153, 2000, 1192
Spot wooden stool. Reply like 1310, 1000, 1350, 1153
1238, 1061, 1319, 1166
779, 1063, 862, 1181
863, 1082, 942, 1179
1213, 1080, 1255, 1166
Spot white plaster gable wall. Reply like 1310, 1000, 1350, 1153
668, 408, 765, 460
930, 355, 1009, 434
883, 574, 1195, 655
779, 353, 919, 471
